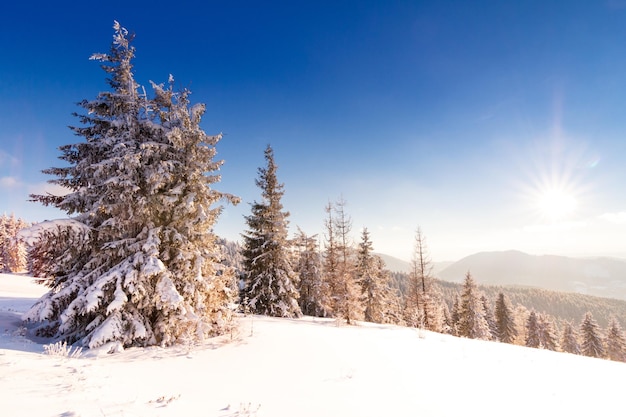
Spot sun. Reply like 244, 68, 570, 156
535, 186, 578, 221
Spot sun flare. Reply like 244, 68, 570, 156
535, 186, 578, 221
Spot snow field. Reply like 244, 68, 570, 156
1, 273, 625, 417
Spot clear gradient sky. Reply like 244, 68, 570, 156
3, 1, 626, 262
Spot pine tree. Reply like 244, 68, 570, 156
538, 313, 559, 351
450, 295, 461, 336
580, 312, 604, 358
356, 228, 395, 324
25, 22, 240, 348
481, 295, 498, 340
605, 317, 626, 362
560, 322, 581, 355
241, 145, 301, 318
494, 292, 517, 344
457, 271, 490, 340
27, 221, 91, 287
525, 311, 541, 348
294, 228, 327, 317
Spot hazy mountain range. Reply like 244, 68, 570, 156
378, 250, 626, 301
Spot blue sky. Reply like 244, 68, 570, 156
3, 1, 626, 261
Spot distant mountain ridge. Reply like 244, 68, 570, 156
437, 250, 626, 301
374, 253, 451, 275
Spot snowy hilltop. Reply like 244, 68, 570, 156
2, 273, 625, 417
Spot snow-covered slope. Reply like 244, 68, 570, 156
1, 273, 624, 417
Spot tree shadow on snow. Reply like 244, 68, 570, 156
0, 298, 47, 354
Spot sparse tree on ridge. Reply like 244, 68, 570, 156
323, 198, 362, 324
605, 316, 626, 362
494, 292, 517, 344
404, 227, 442, 331
580, 312, 604, 358
25, 22, 240, 348
457, 271, 490, 340
560, 322, 581, 355
241, 145, 301, 318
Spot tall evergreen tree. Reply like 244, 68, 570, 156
494, 292, 517, 344
26, 220, 91, 287
525, 311, 541, 348
241, 145, 301, 318
538, 313, 559, 351
294, 228, 326, 317
560, 322, 581, 355
481, 295, 498, 340
450, 295, 461, 336
25, 22, 240, 348
605, 317, 626, 362
457, 271, 490, 340
356, 228, 394, 324
580, 312, 604, 358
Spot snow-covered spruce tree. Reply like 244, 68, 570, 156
294, 228, 327, 317
0, 214, 30, 273
26, 221, 91, 287
457, 271, 490, 339
580, 312, 604, 358
480, 295, 497, 341
25, 22, 239, 348
356, 228, 394, 324
605, 317, 626, 362
525, 311, 541, 348
538, 313, 558, 351
560, 322, 581, 355
449, 295, 461, 336
494, 292, 517, 344
241, 145, 301, 318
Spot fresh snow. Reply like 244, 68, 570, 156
1, 273, 624, 417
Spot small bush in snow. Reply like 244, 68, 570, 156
43, 341, 83, 358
